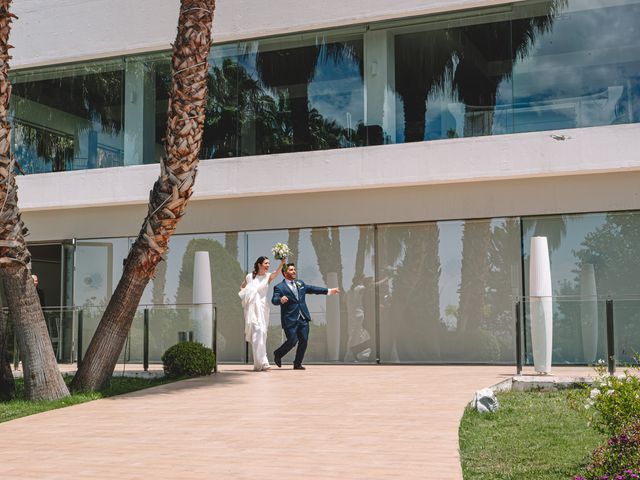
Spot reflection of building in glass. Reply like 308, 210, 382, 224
8, 0, 640, 365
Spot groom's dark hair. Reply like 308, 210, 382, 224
282, 262, 295, 274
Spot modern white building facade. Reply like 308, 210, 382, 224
9, 0, 640, 365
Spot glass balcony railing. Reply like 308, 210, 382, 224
6, 304, 218, 371
514, 295, 640, 375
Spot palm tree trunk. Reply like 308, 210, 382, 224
224, 232, 238, 260
290, 91, 312, 151
0, 306, 14, 400
0, 0, 69, 401
286, 229, 300, 264
72, 0, 216, 392
403, 90, 428, 142
457, 221, 492, 334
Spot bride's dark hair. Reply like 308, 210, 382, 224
252, 256, 269, 278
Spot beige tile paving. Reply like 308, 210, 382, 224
0, 365, 591, 480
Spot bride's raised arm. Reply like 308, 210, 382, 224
269, 258, 286, 283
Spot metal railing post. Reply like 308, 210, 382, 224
515, 299, 522, 375
606, 298, 616, 375
212, 304, 217, 373
143, 308, 149, 372
77, 309, 84, 367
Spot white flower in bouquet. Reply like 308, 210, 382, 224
272, 243, 291, 260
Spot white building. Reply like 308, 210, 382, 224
9, 0, 640, 365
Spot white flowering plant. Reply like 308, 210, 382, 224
569, 359, 640, 436
271, 243, 291, 260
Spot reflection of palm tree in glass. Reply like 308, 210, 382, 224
457, 220, 492, 335
310, 227, 347, 356
255, 42, 362, 151
396, 1, 565, 142
383, 225, 441, 361
287, 229, 300, 264
395, 30, 456, 142
12, 68, 124, 172
486, 219, 523, 355
453, 1, 566, 136
202, 59, 283, 158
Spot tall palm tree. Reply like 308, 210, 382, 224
0, 0, 69, 401
72, 0, 216, 392
0, 309, 14, 400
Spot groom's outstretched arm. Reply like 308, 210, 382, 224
306, 284, 340, 295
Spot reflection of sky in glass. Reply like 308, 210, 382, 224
229, 40, 363, 127
394, 0, 640, 143
308, 50, 364, 129
512, 1, 640, 131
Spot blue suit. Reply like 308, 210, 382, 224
271, 279, 328, 367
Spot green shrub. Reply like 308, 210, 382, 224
161, 342, 215, 378
569, 363, 640, 436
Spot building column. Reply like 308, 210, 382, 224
124, 59, 156, 166
364, 30, 396, 144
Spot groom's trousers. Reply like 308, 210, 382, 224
274, 321, 309, 367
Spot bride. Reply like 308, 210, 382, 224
239, 256, 285, 371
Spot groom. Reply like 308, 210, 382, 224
272, 263, 339, 370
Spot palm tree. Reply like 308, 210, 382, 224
0, 308, 14, 400
72, 0, 216, 391
0, 0, 69, 401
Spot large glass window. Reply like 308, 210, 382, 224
377, 219, 521, 363
393, 16, 514, 142
152, 32, 365, 160
246, 226, 376, 363
523, 211, 640, 364
10, 60, 125, 173
391, 0, 640, 143
512, 0, 640, 132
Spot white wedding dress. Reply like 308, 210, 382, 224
238, 273, 271, 371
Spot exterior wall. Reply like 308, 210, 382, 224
17, 123, 640, 213
22, 169, 640, 242
12, 0, 521, 69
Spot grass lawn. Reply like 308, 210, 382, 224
0, 375, 172, 424
459, 390, 605, 480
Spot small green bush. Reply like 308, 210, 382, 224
161, 342, 215, 378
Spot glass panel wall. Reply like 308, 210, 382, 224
140, 232, 247, 362
10, 59, 125, 173
393, 14, 514, 142
245, 226, 376, 363
8, 0, 640, 173
377, 219, 521, 363
152, 32, 365, 161
390, 0, 640, 143
522, 211, 640, 364
511, 0, 640, 132
69, 210, 640, 365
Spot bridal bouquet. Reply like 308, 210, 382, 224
272, 243, 291, 260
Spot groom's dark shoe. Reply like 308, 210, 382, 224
274, 353, 282, 368
293, 365, 306, 370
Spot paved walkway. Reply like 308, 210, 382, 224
0, 365, 588, 479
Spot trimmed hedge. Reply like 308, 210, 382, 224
161, 342, 215, 378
